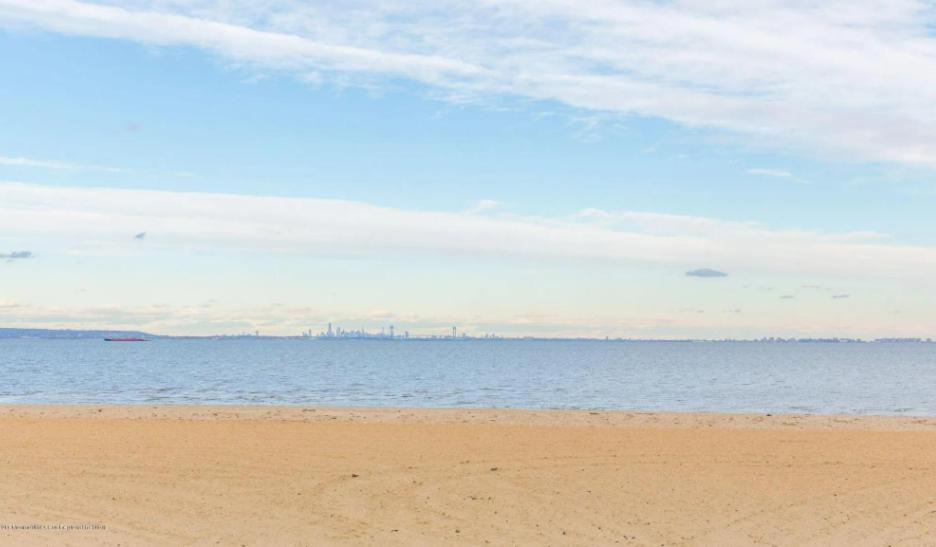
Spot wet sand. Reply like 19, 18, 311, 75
3, 405, 936, 545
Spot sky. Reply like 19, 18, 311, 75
2, 0, 936, 338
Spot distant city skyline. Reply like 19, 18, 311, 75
3, 1, 936, 338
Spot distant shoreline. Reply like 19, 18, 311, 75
0, 328, 933, 343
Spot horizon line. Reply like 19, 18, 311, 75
1, 327, 933, 344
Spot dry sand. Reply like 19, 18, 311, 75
3, 406, 936, 546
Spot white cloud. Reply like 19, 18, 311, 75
3, 1, 936, 166
466, 199, 503, 214
746, 168, 808, 184
0, 0, 481, 82
4, 181, 936, 281
0, 155, 125, 173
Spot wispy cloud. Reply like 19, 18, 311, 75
0, 154, 196, 179
0, 155, 125, 173
5, 182, 936, 281
466, 200, 503, 214
3, 1, 936, 167
0, 0, 479, 82
746, 168, 808, 184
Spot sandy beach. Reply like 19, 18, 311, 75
3, 406, 936, 546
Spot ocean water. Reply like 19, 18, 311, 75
1, 339, 935, 415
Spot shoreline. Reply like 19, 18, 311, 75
4, 405, 936, 545
5, 403, 936, 429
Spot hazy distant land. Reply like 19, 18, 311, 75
0, 327, 931, 344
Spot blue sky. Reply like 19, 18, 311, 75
2, 1, 936, 337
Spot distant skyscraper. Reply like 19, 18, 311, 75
327, 323, 333, 337
452, 326, 457, 339
389, 325, 395, 339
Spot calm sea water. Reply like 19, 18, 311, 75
2, 339, 935, 415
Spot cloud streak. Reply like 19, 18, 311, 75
0, 155, 125, 173
3, 1, 936, 167
0, 0, 480, 82
746, 168, 808, 184
5, 182, 936, 281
